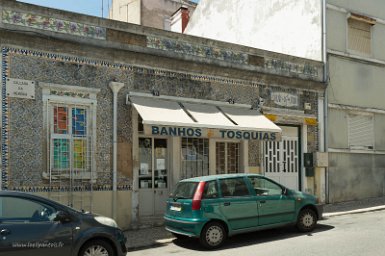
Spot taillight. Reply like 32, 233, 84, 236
192, 181, 206, 210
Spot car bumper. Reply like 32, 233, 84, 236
315, 204, 324, 220
164, 215, 206, 237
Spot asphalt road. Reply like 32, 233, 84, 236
127, 210, 385, 256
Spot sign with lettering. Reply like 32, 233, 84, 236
271, 92, 298, 107
146, 125, 281, 141
6, 78, 35, 99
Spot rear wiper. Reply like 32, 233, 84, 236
173, 195, 188, 201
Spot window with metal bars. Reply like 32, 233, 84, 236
216, 142, 240, 174
49, 103, 92, 178
181, 138, 209, 179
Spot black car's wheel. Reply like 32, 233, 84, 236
296, 208, 317, 232
79, 239, 115, 256
200, 221, 227, 249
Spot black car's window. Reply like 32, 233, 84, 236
172, 182, 198, 199
219, 178, 250, 197
0, 196, 57, 223
202, 181, 218, 199
248, 177, 283, 196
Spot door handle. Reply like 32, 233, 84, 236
1, 229, 11, 236
259, 200, 266, 204
224, 202, 231, 206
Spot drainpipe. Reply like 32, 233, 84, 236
109, 81, 124, 220
321, 0, 329, 203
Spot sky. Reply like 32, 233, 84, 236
18, 0, 112, 18
18, 0, 199, 18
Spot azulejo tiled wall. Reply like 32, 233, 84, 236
1, 47, 318, 191
2, 9, 106, 40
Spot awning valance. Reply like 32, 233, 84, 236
128, 93, 281, 141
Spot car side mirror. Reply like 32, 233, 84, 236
282, 188, 288, 195
54, 211, 72, 223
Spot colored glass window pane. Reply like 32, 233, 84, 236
53, 139, 69, 169
73, 139, 86, 169
54, 107, 68, 134
72, 108, 87, 136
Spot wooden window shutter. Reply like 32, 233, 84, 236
348, 14, 375, 55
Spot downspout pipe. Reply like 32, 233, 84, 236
321, 0, 329, 203
109, 81, 124, 220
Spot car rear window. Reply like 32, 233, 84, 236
172, 182, 198, 199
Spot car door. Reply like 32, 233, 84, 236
247, 176, 296, 226
0, 195, 73, 256
218, 178, 259, 230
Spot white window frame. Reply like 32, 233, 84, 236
41, 83, 99, 180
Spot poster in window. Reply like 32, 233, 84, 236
156, 159, 166, 170
140, 163, 149, 175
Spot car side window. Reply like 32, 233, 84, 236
248, 177, 283, 196
219, 178, 250, 197
0, 196, 57, 223
202, 181, 219, 199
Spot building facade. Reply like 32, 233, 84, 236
0, 0, 324, 228
109, 0, 196, 31
326, 0, 385, 202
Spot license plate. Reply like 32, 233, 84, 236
170, 203, 181, 212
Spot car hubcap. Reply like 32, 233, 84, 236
206, 225, 223, 246
83, 245, 109, 256
302, 212, 314, 227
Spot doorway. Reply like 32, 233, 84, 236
264, 126, 300, 190
138, 137, 169, 216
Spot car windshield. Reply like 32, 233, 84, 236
172, 182, 198, 199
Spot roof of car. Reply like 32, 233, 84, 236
180, 173, 263, 182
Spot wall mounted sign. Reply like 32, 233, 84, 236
6, 78, 35, 99
147, 125, 280, 141
270, 92, 299, 107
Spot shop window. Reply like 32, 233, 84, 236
348, 113, 374, 150
181, 138, 209, 179
216, 142, 240, 174
348, 14, 375, 55
49, 104, 93, 178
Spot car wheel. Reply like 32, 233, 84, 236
79, 239, 115, 256
296, 208, 317, 232
200, 221, 227, 249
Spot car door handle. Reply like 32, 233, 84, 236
259, 200, 266, 204
224, 202, 231, 206
1, 229, 11, 236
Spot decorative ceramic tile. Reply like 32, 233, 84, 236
2, 9, 106, 40
147, 36, 248, 65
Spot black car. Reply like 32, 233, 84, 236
0, 191, 127, 256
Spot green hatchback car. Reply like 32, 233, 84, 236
164, 174, 323, 249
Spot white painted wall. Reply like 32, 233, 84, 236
185, 0, 322, 61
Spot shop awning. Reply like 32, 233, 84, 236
128, 93, 281, 141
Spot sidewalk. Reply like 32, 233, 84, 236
124, 196, 385, 250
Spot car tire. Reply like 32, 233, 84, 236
199, 221, 227, 249
296, 208, 317, 232
79, 239, 115, 256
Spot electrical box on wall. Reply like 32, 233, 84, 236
304, 152, 328, 168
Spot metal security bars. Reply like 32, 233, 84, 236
181, 138, 209, 179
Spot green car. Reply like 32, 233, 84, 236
164, 174, 323, 249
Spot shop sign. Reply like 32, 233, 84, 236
6, 78, 35, 99
148, 125, 280, 141
271, 92, 298, 107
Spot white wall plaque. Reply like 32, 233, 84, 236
6, 78, 35, 99
271, 92, 298, 107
